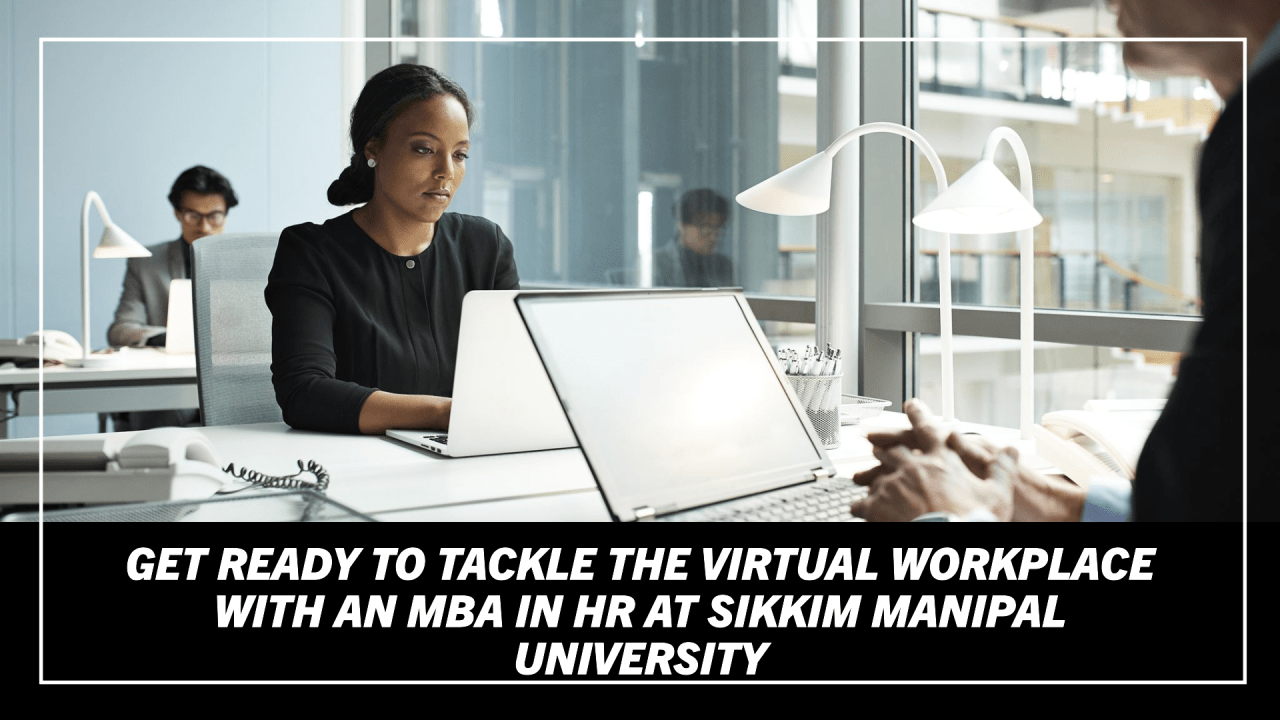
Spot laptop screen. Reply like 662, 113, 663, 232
517, 291, 828, 520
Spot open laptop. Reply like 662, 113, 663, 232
385, 290, 576, 457
514, 289, 863, 522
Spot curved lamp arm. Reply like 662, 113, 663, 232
80, 191, 111, 361
72, 191, 149, 367
826, 123, 956, 423
981, 128, 1037, 441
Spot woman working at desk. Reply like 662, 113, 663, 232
266, 64, 519, 434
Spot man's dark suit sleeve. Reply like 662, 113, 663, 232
1129, 61, 1277, 521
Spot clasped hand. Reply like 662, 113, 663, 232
849, 399, 1017, 522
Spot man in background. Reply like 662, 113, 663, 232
107, 165, 239, 431
652, 188, 733, 288
849, 0, 1276, 522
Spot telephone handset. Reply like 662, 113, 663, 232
115, 427, 230, 499
113, 428, 332, 498
1032, 401, 1163, 487
0, 427, 227, 503
0, 330, 84, 365
0, 427, 330, 504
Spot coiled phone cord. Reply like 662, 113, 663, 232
220, 459, 330, 494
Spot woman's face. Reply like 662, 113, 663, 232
366, 94, 470, 224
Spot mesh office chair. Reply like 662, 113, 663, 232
192, 233, 284, 426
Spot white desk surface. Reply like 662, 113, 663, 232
198, 422, 604, 521
2, 411, 1041, 522
0, 348, 195, 386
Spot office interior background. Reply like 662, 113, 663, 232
1, 0, 1211, 439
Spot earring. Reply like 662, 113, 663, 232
367, 158, 376, 168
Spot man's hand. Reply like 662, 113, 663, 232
941, 431, 1088, 522
851, 399, 1088, 522
854, 406, 999, 488
850, 400, 1015, 521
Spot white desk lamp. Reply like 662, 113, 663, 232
737, 122, 956, 419
914, 127, 1042, 441
737, 123, 1041, 431
68, 191, 151, 368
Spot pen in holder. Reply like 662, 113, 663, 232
786, 373, 843, 449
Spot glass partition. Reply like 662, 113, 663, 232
389, 0, 801, 293
388, 0, 814, 353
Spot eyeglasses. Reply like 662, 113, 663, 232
689, 223, 726, 234
180, 209, 227, 227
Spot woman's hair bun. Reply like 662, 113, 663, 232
327, 160, 374, 206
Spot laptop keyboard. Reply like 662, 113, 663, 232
426, 435, 448, 445
660, 477, 867, 522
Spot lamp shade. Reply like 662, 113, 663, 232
735, 152, 834, 216
92, 222, 150, 259
912, 159, 1042, 234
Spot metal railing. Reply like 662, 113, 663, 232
914, 248, 1200, 315
918, 248, 1068, 308
916, 8, 1072, 107
1095, 251, 1201, 313
779, 3, 1216, 116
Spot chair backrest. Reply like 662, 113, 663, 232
192, 233, 284, 426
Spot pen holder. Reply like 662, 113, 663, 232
786, 373, 842, 449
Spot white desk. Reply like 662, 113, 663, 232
0, 349, 198, 438
195, 422, 607, 521
0, 412, 1041, 521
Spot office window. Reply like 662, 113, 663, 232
858, 1, 1219, 426
385, 0, 817, 350
378, 0, 1212, 426
913, 4, 1214, 319
388, 0, 786, 292
916, 336, 1178, 429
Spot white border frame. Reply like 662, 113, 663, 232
35, 28, 1244, 681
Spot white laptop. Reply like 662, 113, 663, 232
385, 290, 576, 457
514, 289, 862, 522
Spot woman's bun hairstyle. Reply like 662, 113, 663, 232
328, 64, 475, 206
327, 162, 374, 207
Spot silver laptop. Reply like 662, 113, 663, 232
515, 289, 862, 522
386, 290, 576, 457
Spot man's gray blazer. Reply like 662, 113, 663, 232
104, 237, 200, 431
106, 238, 186, 347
